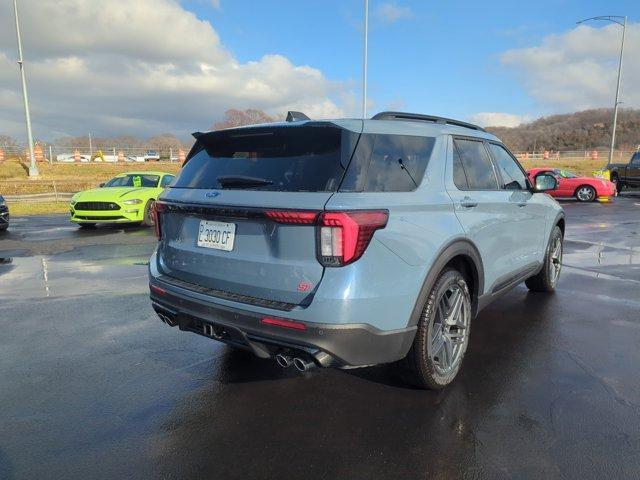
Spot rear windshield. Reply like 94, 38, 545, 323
172, 124, 359, 192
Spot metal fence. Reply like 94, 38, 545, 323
505, 150, 636, 162
0, 145, 187, 163
0, 145, 638, 164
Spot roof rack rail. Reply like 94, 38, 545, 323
286, 111, 310, 122
371, 111, 486, 132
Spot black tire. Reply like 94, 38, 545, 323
78, 223, 96, 229
401, 268, 472, 390
525, 226, 563, 292
575, 185, 596, 202
141, 200, 155, 227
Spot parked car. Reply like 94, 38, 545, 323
69, 171, 175, 228
144, 150, 160, 161
0, 195, 9, 231
148, 111, 564, 389
527, 168, 615, 202
606, 151, 640, 193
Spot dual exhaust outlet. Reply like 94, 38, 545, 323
275, 353, 316, 372
157, 311, 315, 372
157, 312, 178, 327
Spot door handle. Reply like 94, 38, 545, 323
460, 197, 478, 208
518, 202, 527, 208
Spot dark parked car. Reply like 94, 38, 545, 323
0, 195, 9, 231
607, 151, 640, 193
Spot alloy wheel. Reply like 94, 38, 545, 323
549, 235, 562, 285
429, 284, 470, 376
576, 187, 595, 202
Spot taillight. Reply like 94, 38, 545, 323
317, 210, 388, 266
263, 208, 388, 267
264, 210, 318, 224
152, 201, 167, 239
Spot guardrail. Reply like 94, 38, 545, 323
4, 192, 75, 203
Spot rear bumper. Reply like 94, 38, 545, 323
148, 272, 416, 368
599, 186, 616, 199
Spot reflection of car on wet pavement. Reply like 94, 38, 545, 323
69, 171, 175, 228
527, 168, 616, 202
149, 111, 564, 389
0, 195, 9, 231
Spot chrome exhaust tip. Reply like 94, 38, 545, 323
293, 357, 315, 372
203, 323, 227, 340
157, 312, 177, 327
275, 353, 293, 368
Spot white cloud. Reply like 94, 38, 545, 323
501, 23, 640, 112
374, 3, 414, 23
469, 112, 530, 128
0, 0, 353, 140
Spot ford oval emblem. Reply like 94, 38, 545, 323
205, 191, 220, 198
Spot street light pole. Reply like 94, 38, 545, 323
576, 15, 627, 166
12, 0, 38, 178
610, 16, 626, 166
362, 0, 369, 119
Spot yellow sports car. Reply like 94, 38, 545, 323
69, 171, 175, 227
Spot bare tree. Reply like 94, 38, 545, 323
147, 133, 186, 151
0, 135, 18, 149
213, 109, 275, 130
487, 108, 640, 152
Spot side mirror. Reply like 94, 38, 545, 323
99, 183, 105, 187
535, 173, 558, 192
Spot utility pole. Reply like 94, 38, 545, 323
89, 132, 93, 157
12, 0, 38, 178
576, 15, 627, 165
362, 0, 369, 119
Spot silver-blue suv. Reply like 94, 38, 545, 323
149, 111, 564, 389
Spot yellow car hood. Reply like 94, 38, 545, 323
75, 187, 148, 201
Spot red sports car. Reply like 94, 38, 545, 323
527, 168, 616, 202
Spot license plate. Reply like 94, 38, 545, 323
197, 220, 236, 251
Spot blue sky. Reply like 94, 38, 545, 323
0, 0, 638, 139
184, 0, 639, 124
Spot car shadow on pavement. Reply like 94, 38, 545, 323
211, 286, 561, 392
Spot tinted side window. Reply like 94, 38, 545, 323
453, 139, 498, 190
363, 134, 434, 191
632, 152, 640, 164
453, 145, 469, 189
489, 144, 527, 190
160, 175, 175, 187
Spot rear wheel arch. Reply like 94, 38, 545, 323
555, 217, 565, 236
408, 239, 484, 327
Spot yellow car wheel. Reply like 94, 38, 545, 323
141, 200, 155, 227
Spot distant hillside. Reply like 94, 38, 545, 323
486, 108, 640, 152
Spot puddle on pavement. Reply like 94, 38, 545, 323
564, 240, 640, 283
0, 249, 153, 301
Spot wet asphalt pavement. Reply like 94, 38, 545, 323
1, 197, 639, 480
